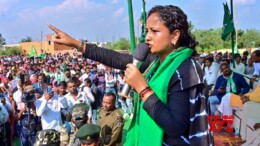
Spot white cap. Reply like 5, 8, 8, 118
200, 54, 206, 58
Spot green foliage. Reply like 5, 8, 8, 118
239, 29, 260, 48
193, 28, 260, 52
103, 42, 114, 50
21, 36, 32, 42
0, 33, 6, 45
0, 47, 22, 56
113, 38, 130, 50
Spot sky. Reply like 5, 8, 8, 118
0, 0, 260, 44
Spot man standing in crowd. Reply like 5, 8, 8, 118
98, 92, 124, 146
231, 54, 245, 74
117, 70, 133, 119
15, 85, 38, 146
57, 81, 69, 122
35, 85, 63, 131
204, 57, 219, 92
32, 74, 44, 96
60, 103, 89, 146
105, 67, 117, 94
251, 50, 260, 87
75, 124, 101, 146
63, 80, 92, 123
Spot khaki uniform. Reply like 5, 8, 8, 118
98, 108, 124, 146
60, 122, 80, 146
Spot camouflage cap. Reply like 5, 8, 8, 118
70, 103, 90, 121
34, 129, 60, 146
75, 124, 101, 143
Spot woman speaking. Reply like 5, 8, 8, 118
49, 5, 211, 146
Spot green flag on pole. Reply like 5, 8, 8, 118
29, 45, 37, 57
41, 53, 46, 59
221, 3, 235, 41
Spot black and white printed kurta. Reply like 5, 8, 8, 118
84, 44, 212, 146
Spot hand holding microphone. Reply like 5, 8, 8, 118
118, 43, 150, 98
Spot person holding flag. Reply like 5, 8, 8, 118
48, 5, 211, 146
29, 46, 37, 57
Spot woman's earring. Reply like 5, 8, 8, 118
172, 42, 176, 46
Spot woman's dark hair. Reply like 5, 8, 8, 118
148, 5, 198, 50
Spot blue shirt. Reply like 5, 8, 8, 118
214, 72, 250, 101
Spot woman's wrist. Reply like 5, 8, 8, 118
139, 86, 154, 102
141, 90, 154, 102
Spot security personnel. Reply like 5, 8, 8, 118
75, 124, 101, 146
60, 103, 90, 146
34, 129, 60, 146
98, 92, 124, 146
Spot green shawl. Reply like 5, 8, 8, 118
226, 72, 237, 93
125, 48, 193, 146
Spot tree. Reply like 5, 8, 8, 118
0, 33, 6, 45
239, 29, 260, 48
113, 38, 130, 50
192, 27, 260, 52
0, 47, 22, 56
21, 36, 32, 42
103, 42, 114, 50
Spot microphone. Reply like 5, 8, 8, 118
118, 43, 150, 98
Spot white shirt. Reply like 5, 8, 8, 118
205, 65, 219, 85
79, 73, 89, 83
253, 62, 260, 76
82, 86, 95, 103
231, 62, 245, 74
36, 94, 63, 132
117, 75, 125, 87
63, 92, 92, 118
105, 73, 116, 88
13, 89, 26, 111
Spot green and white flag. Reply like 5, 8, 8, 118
29, 45, 37, 57
221, 3, 235, 41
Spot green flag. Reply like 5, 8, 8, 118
29, 45, 37, 57
221, 3, 235, 41
41, 53, 46, 59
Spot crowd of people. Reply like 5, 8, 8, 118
196, 49, 260, 117
0, 52, 132, 146
0, 4, 260, 146
0, 47, 258, 146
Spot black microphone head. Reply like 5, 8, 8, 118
133, 43, 150, 62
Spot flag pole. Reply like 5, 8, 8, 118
230, 0, 235, 68
127, 0, 136, 54
140, 0, 147, 43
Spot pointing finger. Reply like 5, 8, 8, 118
48, 24, 62, 34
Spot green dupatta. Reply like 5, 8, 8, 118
124, 47, 193, 146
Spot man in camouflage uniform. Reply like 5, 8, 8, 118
98, 92, 124, 146
60, 103, 89, 146
34, 129, 60, 146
